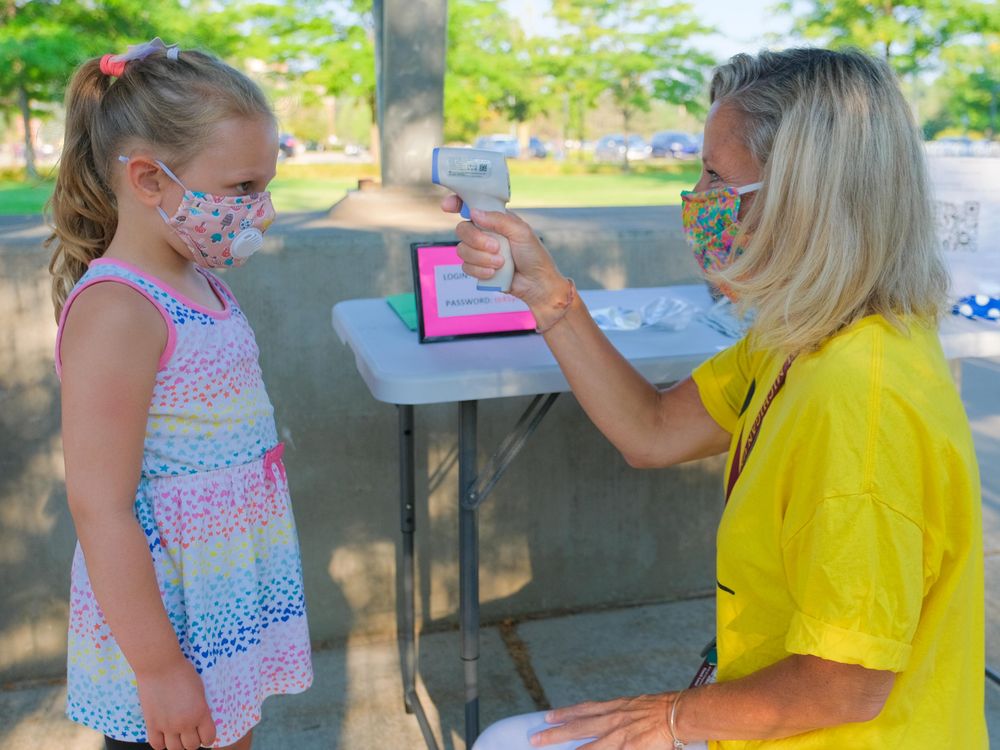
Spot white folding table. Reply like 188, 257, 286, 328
331, 284, 1000, 748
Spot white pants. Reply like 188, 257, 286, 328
470, 711, 592, 750
470, 710, 709, 750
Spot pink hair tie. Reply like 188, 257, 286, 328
99, 38, 179, 78
100, 54, 127, 78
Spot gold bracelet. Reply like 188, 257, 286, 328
534, 277, 576, 334
668, 689, 687, 749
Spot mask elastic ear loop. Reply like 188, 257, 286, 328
119, 155, 185, 225
735, 182, 763, 195
153, 160, 187, 191
118, 154, 188, 191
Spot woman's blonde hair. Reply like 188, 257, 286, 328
46, 47, 274, 320
708, 48, 948, 353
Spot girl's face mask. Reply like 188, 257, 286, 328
120, 155, 276, 269
680, 181, 762, 277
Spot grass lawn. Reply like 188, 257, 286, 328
0, 160, 701, 216
512, 170, 697, 207
0, 179, 56, 215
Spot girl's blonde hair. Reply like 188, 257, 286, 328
708, 48, 948, 353
46, 47, 274, 320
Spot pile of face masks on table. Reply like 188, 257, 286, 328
589, 296, 698, 332
589, 296, 750, 338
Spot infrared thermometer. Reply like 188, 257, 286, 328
432, 147, 514, 292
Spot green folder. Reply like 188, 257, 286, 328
386, 293, 418, 331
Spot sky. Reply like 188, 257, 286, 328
501, 0, 793, 62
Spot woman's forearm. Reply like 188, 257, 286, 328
675, 654, 895, 742
535, 293, 730, 467
539, 296, 660, 450
73, 506, 187, 676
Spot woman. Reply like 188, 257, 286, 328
448, 48, 986, 749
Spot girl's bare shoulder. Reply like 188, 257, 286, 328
60, 281, 167, 375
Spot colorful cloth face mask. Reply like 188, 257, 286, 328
119, 155, 275, 268
680, 181, 762, 275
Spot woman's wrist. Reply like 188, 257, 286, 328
667, 689, 688, 749
530, 275, 577, 334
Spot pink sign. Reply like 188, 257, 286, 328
412, 243, 537, 342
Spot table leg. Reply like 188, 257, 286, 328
397, 405, 441, 749
401, 396, 553, 746
399, 405, 416, 710
459, 400, 480, 745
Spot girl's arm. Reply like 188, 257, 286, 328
60, 283, 216, 750
450, 202, 730, 468
535, 654, 894, 748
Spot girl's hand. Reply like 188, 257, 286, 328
531, 693, 677, 749
136, 657, 217, 750
441, 195, 567, 311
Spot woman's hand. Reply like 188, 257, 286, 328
441, 195, 567, 311
531, 693, 677, 749
136, 656, 217, 750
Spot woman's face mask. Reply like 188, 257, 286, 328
680, 181, 762, 277
119, 155, 276, 269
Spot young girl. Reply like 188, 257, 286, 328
47, 39, 312, 750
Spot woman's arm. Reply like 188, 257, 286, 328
449, 201, 730, 468
60, 283, 216, 750
534, 654, 894, 748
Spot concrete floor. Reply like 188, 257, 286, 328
2, 598, 999, 749
2, 356, 999, 748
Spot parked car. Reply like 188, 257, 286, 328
278, 133, 299, 158
526, 136, 549, 158
593, 134, 651, 163
925, 136, 1000, 158
474, 134, 520, 158
650, 131, 700, 159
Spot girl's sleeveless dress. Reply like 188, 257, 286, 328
56, 258, 313, 745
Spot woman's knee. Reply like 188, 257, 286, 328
472, 712, 548, 750
472, 711, 589, 750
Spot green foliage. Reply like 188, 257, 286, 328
0, 160, 702, 215
0, 0, 240, 112
933, 42, 1000, 136
242, 0, 375, 105
548, 0, 715, 160
780, 0, 1000, 137
779, 0, 992, 77
443, 0, 541, 142
0, 0, 243, 177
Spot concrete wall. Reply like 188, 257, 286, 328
0, 206, 727, 683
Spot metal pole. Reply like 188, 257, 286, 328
373, 0, 447, 187
458, 400, 480, 744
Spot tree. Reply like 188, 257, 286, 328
781, 0, 1000, 136
0, 0, 238, 179
779, 0, 989, 77
444, 0, 545, 145
317, 1, 376, 156
933, 4, 1000, 138
239, 0, 377, 155
0, 1, 96, 179
549, 0, 714, 169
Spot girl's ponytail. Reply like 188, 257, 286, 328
46, 59, 119, 321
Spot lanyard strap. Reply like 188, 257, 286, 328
725, 353, 796, 502
696, 354, 797, 689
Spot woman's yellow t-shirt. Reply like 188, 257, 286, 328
692, 316, 986, 749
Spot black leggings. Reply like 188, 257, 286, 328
104, 740, 154, 750
104, 736, 223, 749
